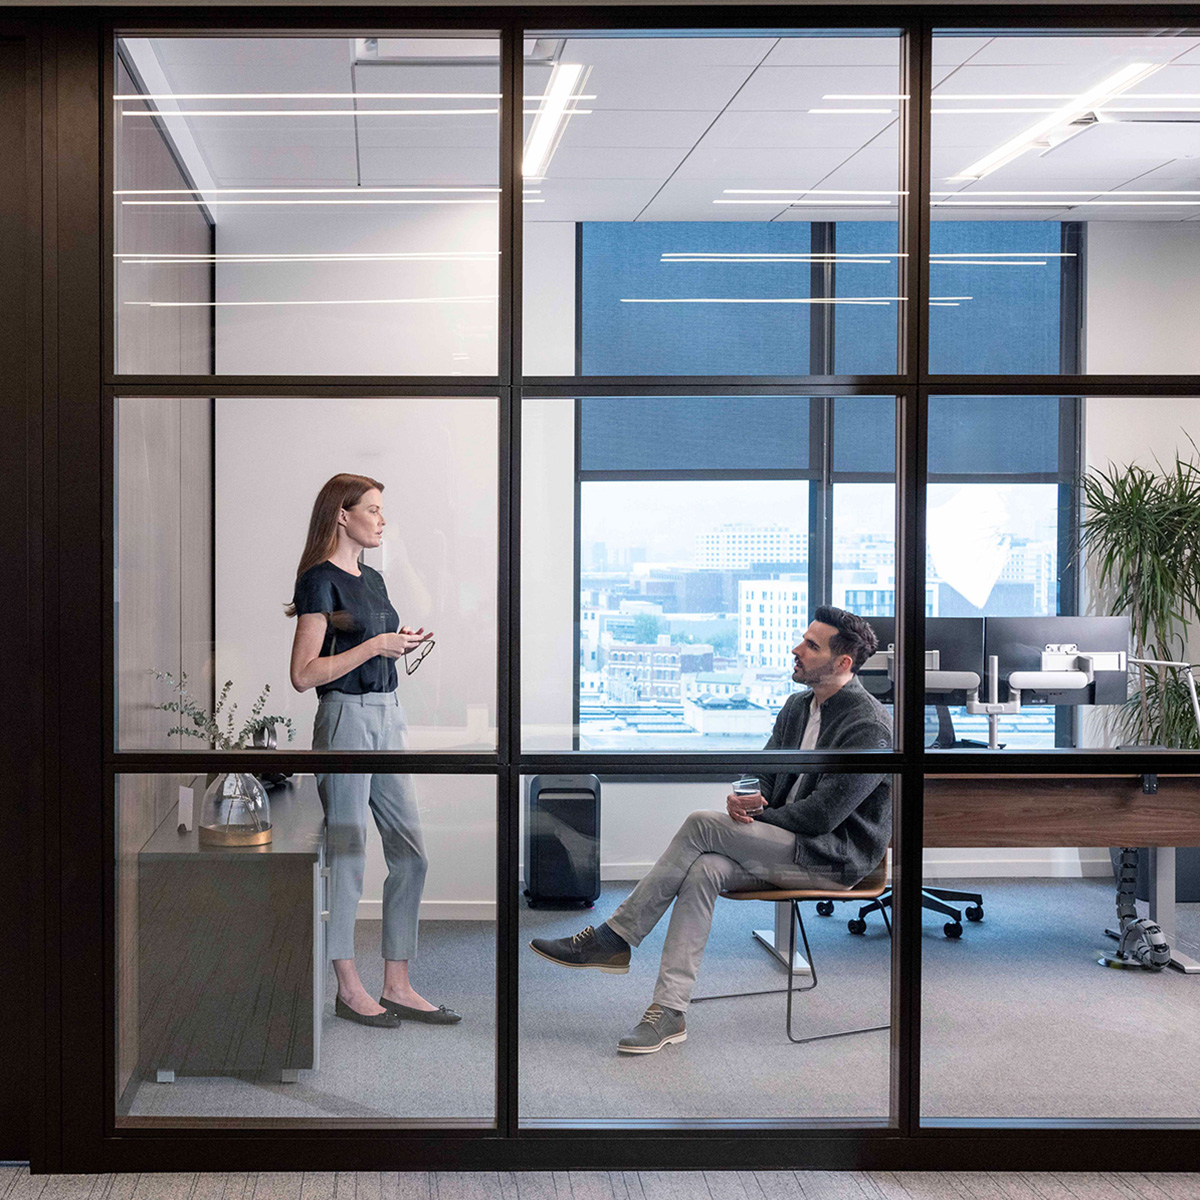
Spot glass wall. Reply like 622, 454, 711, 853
100, 15, 1200, 1151
522, 31, 904, 377
114, 394, 498, 753
115, 771, 496, 1127
519, 394, 901, 752
114, 35, 501, 376
931, 29, 1200, 375
519, 773, 899, 1125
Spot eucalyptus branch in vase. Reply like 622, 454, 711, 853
152, 670, 296, 750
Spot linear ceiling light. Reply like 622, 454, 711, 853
123, 107, 506, 117
723, 189, 904, 195
523, 62, 588, 178
114, 91, 596, 101
127, 295, 498, 308
713, 199, 894, 206
823, 94, 909, 100
949, 62, 1164, 181
115, 186, 501, 195
808, 107, 894, 114
121, 198, 501, 206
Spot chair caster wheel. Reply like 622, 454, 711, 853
848, 917, 867, 935
944, 922, 963, 938
965, 905, 984, 922
816, 901, 835, 917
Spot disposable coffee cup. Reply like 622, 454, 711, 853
732, 776, 760, 796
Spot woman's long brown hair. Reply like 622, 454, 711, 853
284, 473, 384, 617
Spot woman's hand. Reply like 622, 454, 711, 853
373, 628, 433, 659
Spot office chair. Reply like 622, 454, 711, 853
691, 859, 891, 1043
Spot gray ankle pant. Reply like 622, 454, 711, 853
313, 690, 428, 963
606, 810, 845, 1012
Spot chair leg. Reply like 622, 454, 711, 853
786, 901, 890, 1046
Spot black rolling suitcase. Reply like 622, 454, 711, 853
524, 774, 601, 907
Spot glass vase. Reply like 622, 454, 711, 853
198, 772, 272, 846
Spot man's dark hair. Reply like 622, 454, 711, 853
812, 605, 879, 673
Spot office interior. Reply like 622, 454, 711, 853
11, 9, 1200, 1171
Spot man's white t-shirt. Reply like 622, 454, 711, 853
780, 698, 821, 808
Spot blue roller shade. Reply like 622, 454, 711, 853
580, 396, 809, 472
580, 223, 813, 376
833, 395, 1061, 476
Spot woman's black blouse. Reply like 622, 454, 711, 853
292, 560, 399, 696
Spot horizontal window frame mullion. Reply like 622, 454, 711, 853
521, 376, 911, 393
107, 376, 506, 394
923, 749, 1200, 774
108, 751, 503, 773
923, 375, 1200, 396
514, 751, 905, 773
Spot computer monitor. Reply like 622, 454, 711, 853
858, 616, 984, 707
983, 616, 1131, 706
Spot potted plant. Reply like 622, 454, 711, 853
1082, 443, 1200, 916
1081, 443, 1200, 750
154, 671, 295, 846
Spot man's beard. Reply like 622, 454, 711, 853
793, 657, 837, 687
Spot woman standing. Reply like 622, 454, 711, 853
287, 473, 461, 1029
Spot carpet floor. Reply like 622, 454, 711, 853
124, 878, 1200, 1125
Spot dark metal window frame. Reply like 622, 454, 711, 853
32, 2, 1200, 1175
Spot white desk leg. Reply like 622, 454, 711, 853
1151, 846, 1200, 974
752, 900, 813, 976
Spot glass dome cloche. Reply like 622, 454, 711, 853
199, 772, 272, 846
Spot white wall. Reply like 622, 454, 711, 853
520, 397, 577, 749
522, 222, 577, 376
1085, 223, 1200, 376
214, 397, 499, 917
214, 206, 499, 376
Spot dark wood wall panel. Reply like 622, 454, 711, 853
0, 33, 34, 1164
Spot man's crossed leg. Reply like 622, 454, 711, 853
528, 810, 843, 1054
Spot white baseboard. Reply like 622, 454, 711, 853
357, 900, 496, 922
358, 853, 1116, 921
601, 851, 1114, 883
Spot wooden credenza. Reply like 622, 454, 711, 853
136, 777, 326, 1083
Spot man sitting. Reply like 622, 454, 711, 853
529, 605, 892, 1054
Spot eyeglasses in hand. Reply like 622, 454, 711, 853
403, 638, 436, 675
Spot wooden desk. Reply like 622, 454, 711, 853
925, 774, 1200, 971
924, 774, 1200, 847
137, 777, 327, 1083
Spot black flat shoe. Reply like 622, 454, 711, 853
379, 997, 462, 1024
335, 995, 402, 1028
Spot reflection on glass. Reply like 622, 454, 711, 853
116, 772, 495, 1127
921, 773, 1200, 1121
115, 395, 497, 752
931, 31, 1200, 375
521, 33, 903, 376
520, 773, 897, 1124
114, 35, 500, 375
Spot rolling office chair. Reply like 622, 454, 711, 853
691, 859, 891, 1043
815, 706, 986, 939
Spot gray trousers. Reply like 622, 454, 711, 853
606, 810, 845, 1012
314, 691, 428, 962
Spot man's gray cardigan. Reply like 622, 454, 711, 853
752, 674, 893, 887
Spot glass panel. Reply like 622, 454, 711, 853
931, 30, 1200, 375
519, 772, 898, 1125
521, 394, 900, 752
115, 771, 496, 1126
521, 32, 904, 376
114, 35, 500, 375
921, 773, 1200, 1122
115, 395, 497, 752
921, 395, 1200, 754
